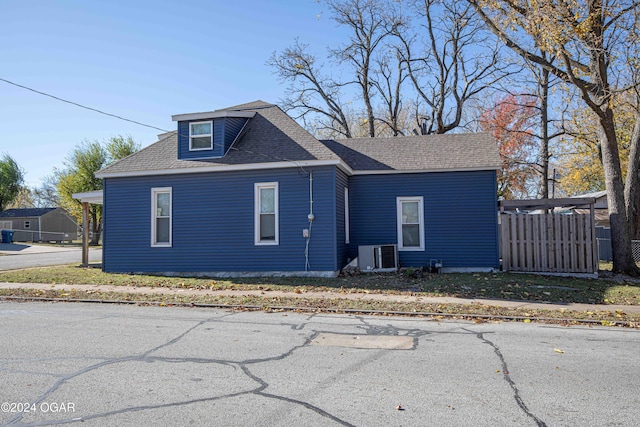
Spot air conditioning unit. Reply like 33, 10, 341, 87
358, 244, 398, 272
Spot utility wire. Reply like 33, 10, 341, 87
0, 77, 171, 133
0, 77, 312, 171
2, 77, 315, 267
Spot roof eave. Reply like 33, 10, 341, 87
96, 161, 498, 179
95, 159, 345, 179
351, 165, 501, 175
171, 111, 256, 122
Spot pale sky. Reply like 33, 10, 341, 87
0, 0, 342, 187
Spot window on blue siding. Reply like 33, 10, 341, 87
152, 188, 172, 247
255, 182, 278, 245
189, 121, 212, 150
397, 197, 424, 251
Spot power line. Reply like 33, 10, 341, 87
0, 77, 171, 133
0, 77, 313, 168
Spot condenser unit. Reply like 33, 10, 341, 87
358, 244, 398, 272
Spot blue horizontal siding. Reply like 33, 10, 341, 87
223, 117, 249, 154
103, 166, 337, 273
349, 171, 499, 269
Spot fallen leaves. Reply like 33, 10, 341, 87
554, 348, 565, 354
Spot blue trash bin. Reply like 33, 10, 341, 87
2, 230, 14, 244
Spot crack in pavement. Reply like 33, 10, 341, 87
236, 331, 360, 425
464, 328, 548, 427
10, 312, 539, 426
17, 389, 264, 426
7, 315, 356, 426
6, 316, 217, 425
239, 364, 356, 427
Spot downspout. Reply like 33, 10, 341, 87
305, 170, 315, 271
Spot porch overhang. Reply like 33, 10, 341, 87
72, 190, 103, 266
72, 190, 103, 205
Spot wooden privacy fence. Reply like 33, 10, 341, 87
499, 198, 598, 275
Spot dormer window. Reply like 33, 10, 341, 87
189, 121, 213, 151
173, 110, 254, 160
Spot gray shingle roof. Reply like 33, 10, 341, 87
97, 101, 500, 177
0, 208, 57, 218
321, 133, 501, 172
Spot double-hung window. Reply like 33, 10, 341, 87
255, 182, 278, 245
189, 121, 213, 150
152, 188, 172, 247
397, 196, 424, 251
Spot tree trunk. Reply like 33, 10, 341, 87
361, 64, 376, 137
599, 111, 638, 274
90, 208, 100, 246
539, 66, 550, 199
625, 112, 640, 240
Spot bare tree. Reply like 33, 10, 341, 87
32, 173, 60, 208
371, 51, 409, 136
270, 0, 405, 138
328, 0, 403, 137
269, 39, 353, 138
397, 0, 513, 134
513, 53, 568, 199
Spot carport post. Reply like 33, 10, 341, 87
72, 190, 103, 267
82, 201, 89, 266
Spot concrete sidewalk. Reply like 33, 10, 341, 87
1, 281, 639, 315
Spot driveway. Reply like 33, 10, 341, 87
0, 243, 102, 270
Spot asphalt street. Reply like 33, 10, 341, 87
1, 302, 639, 426
0, 244, 102, 270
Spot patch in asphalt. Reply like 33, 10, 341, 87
310, 332, 414, 350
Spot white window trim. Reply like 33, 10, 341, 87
344, 187, 350, 244
189, 121, 213, 151
151, 187, 172, 247
254, 182, 279, 246
396, 196, 425, 251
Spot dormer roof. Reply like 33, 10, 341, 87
96, 101, 341, 178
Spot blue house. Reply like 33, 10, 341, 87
96, 101, 501, 277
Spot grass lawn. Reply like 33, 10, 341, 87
1, 265, 639, 303
0, 265, 637, 303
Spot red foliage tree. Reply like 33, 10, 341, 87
479, 95, 537, 199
